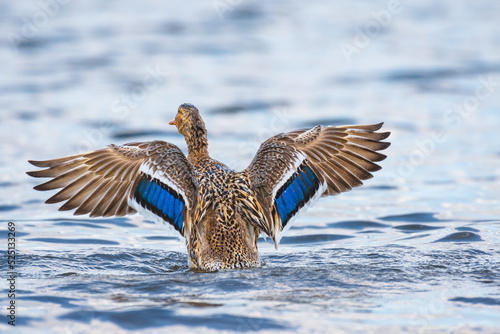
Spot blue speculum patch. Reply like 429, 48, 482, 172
274, 164, 320, 227
134, 175, 184, 232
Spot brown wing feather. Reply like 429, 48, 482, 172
27, 141, 198, 223
245, 122, 390, 240
295, 124, 390, 196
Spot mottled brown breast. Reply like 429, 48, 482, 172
187, 158, 261, 270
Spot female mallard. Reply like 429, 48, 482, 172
28, 103, 390, 270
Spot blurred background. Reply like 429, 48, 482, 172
0, 1, 499, 333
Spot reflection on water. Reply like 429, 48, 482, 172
1, 0, 500, 333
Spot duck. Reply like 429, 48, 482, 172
27, 103, 390, 271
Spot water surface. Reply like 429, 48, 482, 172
1, 1, 499, 333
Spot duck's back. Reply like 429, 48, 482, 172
188, 158, 261, 270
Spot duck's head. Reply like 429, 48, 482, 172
169, 103, 206, 138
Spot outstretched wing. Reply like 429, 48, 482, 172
27, 141, 198, 237
244, 123, 390, 244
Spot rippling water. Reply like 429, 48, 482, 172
1, 1, 500, 333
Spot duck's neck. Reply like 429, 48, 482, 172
185, 119, 209, 161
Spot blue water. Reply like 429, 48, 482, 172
1, 1, 500, 333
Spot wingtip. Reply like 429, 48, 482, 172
342, 123, 386, 132
34, 184, 47, 191
45, 196, 62, 204
378, 131, 391, 141
376, 152, 388, 162
28, 159, 64, 168
378, 141, 391, 150
28, 160, 44, 167
373, 122, 384, 131
27, 153, 86, 168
